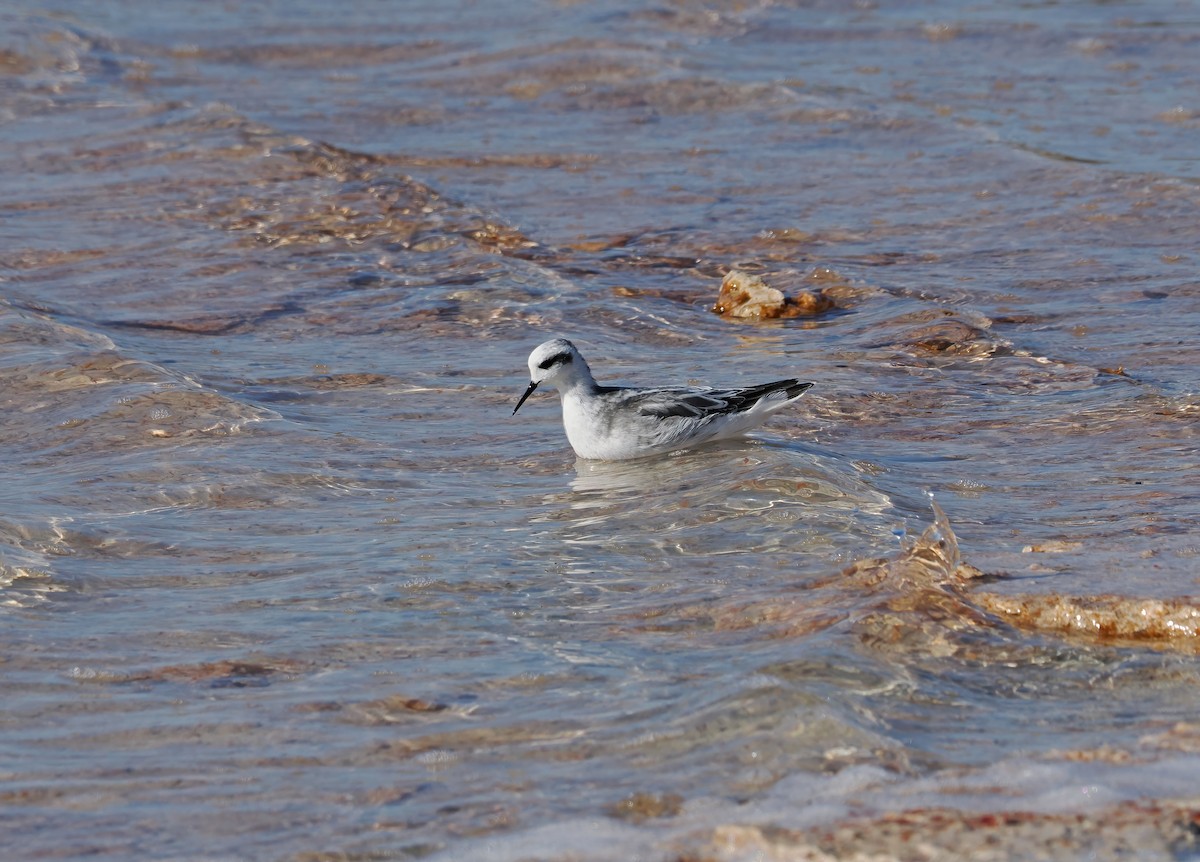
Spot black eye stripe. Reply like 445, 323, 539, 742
537, 351, 573, 370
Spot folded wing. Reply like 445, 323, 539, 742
635, 379, 812, 419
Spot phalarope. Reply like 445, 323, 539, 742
512, 338, 813, 460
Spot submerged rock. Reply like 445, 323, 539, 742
635, 498, 1200, 657
850, 500, 1200, 655
902, 318, 997, 355
700, 798, 1200, 862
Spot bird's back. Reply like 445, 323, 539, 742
562, 380, 812, 459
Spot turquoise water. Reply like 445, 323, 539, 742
2, 2, 1198, 859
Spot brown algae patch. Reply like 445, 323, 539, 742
608, 791, 684, 823
207, 137, 541, 257
70, 658, 308, 686
361, 721, 587, 762
337, 694, 466, 727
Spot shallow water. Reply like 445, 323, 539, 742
2, 1, 1199, 859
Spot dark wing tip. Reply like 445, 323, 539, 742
742, 379, 813, 404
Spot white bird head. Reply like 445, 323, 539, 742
512, 338, 591, 414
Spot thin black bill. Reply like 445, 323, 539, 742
512, 380, 539, 415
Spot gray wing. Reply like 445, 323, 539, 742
632, 379, 813, 420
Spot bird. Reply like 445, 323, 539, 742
512, 338, 813, 460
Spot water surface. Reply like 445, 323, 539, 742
2, 1, 1199, 859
